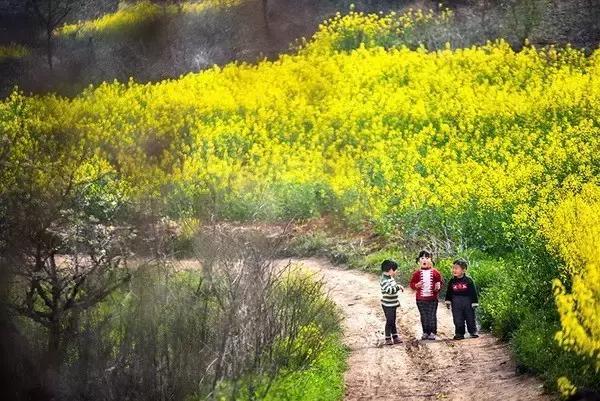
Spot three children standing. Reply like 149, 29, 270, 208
380, 251, 479, 344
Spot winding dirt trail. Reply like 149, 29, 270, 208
284, 258, 552, 401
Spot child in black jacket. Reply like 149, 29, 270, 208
445, 259, 479, 340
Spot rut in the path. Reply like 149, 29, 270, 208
284, 258, 551, 401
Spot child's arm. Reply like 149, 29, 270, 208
433, 269, 443, 291
382, 278, 400, 295
409, 271, 421, 290
393, 279, 405, 293
444, 278, 453, 308
468, 277, 479, 307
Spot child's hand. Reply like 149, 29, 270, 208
434, 282, 441, 291
399, 285, 405, 292
415, 281, 423, 289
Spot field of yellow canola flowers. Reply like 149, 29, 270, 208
2, 10, 599, 393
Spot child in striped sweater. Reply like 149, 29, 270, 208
380, 259, 405, 345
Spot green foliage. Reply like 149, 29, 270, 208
350, 247, 412, 281
303, 7, 454, 54
191, 333, 346, 401
512, 313, 600, 393
213, 181, 334, 221
500, 0, 548, 44
4, 7, 600, 395
13, 257, 344, 401
59, 0, 240, 39
543, 184, 600, 393
446, 252, 508, 296
0, 43, 29, 61
477, 253, 556, 337
286, 231, 332, 257
478, 274, 526, 338
261, 335, 347, 401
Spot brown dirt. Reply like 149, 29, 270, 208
282, 257, 553, 401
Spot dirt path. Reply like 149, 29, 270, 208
282, 258, 552, 401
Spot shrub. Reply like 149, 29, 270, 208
0, 43, 29, 62
7, 228, 343, 401
542, 183, 600, 394
303, 7, 455, 54
59, 1, 242, 39
512, 313, 600, 394
3, 9, 600, 395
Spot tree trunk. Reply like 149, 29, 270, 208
47, 318, 61, 370
46, 28, 53, 70
43, 317, 61, 398
262, 0, 270, 38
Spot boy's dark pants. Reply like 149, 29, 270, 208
416, 300, 438, 335
451, 296, 477, 336
382, 305, 399, 338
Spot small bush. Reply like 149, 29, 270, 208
261, 334, 347, 401
303, 7, 455, 54
60, 1, 166, 39
512, 314, 600, 394
10, 228, 343, 401
286, 231, 332, 257
0, 43, 29, 62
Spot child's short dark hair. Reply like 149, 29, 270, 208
381, 259, 398, 272
415, 250, 433, 263
453, 259, 468, 269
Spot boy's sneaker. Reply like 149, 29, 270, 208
384, 338, 393, 345
421, 333, 429, 340
470, 334, 479, 338
428, 333, 436, 340
453, 335, 465, 340
393, 336, 403, 344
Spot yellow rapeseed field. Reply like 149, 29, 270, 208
2, 10, 599, 391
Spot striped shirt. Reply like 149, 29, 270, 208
380, 273, 401, 307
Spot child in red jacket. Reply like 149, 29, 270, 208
409, 250, 443, 340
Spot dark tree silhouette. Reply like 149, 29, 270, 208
28, 0, 81, 69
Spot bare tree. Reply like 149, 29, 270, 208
168, 225, 339, 401
2, 182, 133, 393
28, 0, 81, 69
0, 94, 134, 396
501, 0, 550, 44
261, 0, 270, 37
471, 0, 496, 34
61, 225, 341, 401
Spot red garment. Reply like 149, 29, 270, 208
409, 268, 443, 301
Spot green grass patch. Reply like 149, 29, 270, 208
262, 334, 347, 401
59, 0, 240, 39
0, 43, 29, 62
511, 313, 600, 393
